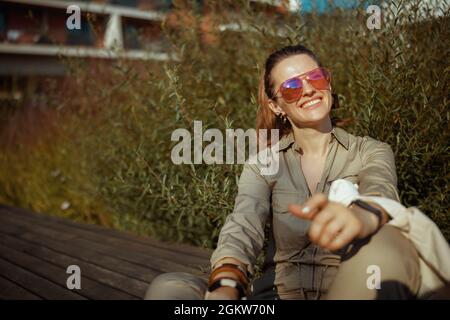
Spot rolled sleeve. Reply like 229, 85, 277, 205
210, 163, 272, 276
358, 137, 400, 201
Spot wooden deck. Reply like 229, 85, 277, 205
0, 205, 212, 300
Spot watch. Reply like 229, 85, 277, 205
349, 199, 383, 229
208, 277, 247, 299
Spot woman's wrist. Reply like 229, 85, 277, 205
209, 262, 250, 297
349, 203, 381, 238
207, 271, 244, 299
366, 201, 390, 225
211, 259, 249, 283
208, 277, 246, 299
205, 281, 240, 300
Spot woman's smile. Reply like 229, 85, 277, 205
298, 97, 323, 110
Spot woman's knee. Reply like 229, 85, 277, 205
326, 225, 421, 299
356, 225, 419, 269
144, 272, 208, 300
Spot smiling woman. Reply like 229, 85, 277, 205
259, 45, 334, 138
144, 44, 424, 300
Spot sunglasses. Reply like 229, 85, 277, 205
274, 67, 331, 103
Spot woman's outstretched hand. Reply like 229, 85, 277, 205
288, 193, 381, 251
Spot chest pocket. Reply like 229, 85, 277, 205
326, 174, 359, 191
271, 191, 311, 251
341, 174, 359, 184
320, 173, 359, 196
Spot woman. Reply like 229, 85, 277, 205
145, 44, 421, 300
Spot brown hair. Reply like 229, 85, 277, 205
256, 45, 340, 146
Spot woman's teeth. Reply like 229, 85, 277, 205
302, 99, 321, 108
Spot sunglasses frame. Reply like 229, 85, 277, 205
274, 67, 332, 103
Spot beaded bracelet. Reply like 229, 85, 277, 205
209, 264, 248, 287
213, 263, 249, 278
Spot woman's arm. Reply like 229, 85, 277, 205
358, 137, 400, 201
349, 137, 399, 231
207, 163, 272, 299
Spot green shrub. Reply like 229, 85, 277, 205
0, 0, 448, 246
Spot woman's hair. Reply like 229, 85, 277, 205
256, 44, 340, 146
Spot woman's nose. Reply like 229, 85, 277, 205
302, 79, 315, 96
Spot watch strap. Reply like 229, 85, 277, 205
350, 199, 383, 228
207, 277, 247, 299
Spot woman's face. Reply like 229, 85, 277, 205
269, 54, 332, 127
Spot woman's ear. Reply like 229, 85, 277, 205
268, 99, 284, 116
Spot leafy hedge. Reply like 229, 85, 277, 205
0, 0, 448, 247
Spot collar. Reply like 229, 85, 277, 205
278, 126, 349, 152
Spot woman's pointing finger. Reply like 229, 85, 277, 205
288, 193, 328, 220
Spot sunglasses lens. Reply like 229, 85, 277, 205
280, 78, 302, 102
307, 68, 330, 90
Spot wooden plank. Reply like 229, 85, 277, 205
0, 211, 209, 275
0, 243, 137, 300
0, 276, 42, 300
0, 232, 149, 298
0, 213, 206, 278
8, 205, 212, 259
71, 237, 209, 275
0, 257, 85, 300
0, 221, 159, 283
0, 205, 211, 259
0, 208, 210, 268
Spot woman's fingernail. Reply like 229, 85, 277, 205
302, 206, 311, 214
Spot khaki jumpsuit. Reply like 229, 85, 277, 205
145, 127, 420, 300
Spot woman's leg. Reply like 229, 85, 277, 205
324, 225, 421, 299
144, 272, 208, 300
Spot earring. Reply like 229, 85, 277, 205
281, 114, 287, 124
